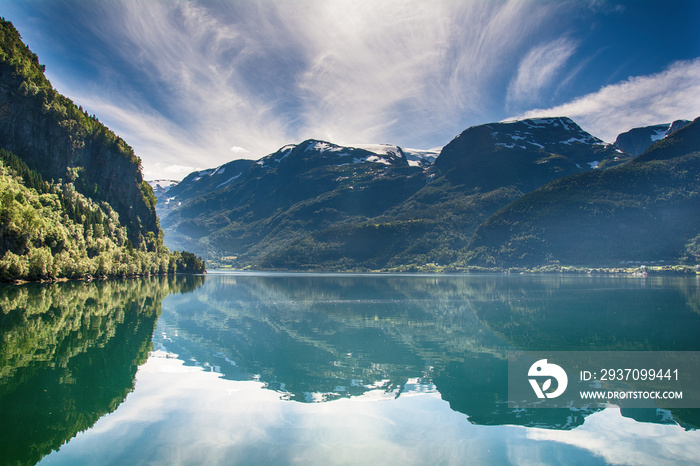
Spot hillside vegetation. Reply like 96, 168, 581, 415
0, 19, 204, 281
0, 19, 163, 248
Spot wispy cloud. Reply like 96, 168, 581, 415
32, 0, 694, 179
507, 38, 578, 110
44, 0, 583, 179
513, 58, 700, 141
9, 0, 699, 179
60, 0, 297, 178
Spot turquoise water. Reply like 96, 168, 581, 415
2, 273, 699, 465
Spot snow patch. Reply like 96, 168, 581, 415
496, 142, 525, 149
275, 147, 294, 162
561, 137, 587, 145
351, 144, 399, 157
651, 127, 668, 142
403, 148, 439, 166
305, 141, 343, 153
149, 180, 178, 188
365, 155, 391, 165
216, 173, 242, 188
350, 156, 389, 165
523, 118, 551, 128
352, 144, 438, 167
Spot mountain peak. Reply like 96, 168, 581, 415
302, 140, 344, 153
633, 117, 700, 163
614, 120, 692, 156
487, 117, 603, 147
434, 116, 625, 192
256, 139, 410, 169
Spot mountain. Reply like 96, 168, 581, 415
159, 117, 631, 270
0, 19, 204, 280
160, 158, 255, 207
158, 140, 428, 266
0, 20, 160, 247
465, 117, 700, 268
434, 117, 629, 192
614, 120, 691, 156
148, 179, 179, 204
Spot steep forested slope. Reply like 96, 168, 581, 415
0, 19, 204, 280
0, 18, 157, 247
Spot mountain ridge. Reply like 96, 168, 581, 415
0, 19, 159, 247
465, 117, 700, 268
614, 120, 691, 156
158, 116, 655, 270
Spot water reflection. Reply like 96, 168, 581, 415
3, 273, 700, 465
0, 276, 204, 466
39, 348, 700, 466
156, 273, 700, 430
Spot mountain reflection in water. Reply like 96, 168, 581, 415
0, 276, 204, 466
2, 273, 699, 465
168, 274, 700, 428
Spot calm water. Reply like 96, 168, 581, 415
1, 272, 700, 465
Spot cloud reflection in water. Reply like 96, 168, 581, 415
40, 351, 700, 466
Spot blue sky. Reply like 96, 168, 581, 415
4, 0, 699, 180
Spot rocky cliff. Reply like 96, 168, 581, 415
0, 19, 158, 247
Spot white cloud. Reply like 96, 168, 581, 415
65, 1, 574, 174
67, 0, 295, 178
507, 38, 578, 109
513, 58, 700, 141
144, 163, 200, 181
528, 407, 700, 465
16, 0, 699, 180
36, 0, 611, 179
44, 353, 700, 465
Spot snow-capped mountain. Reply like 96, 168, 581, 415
157, 116, 638, 269
468, 117, 700, 268
158, 141, 437, 212
613, 120, 691, 156
434, 117, 629, 192
493, 117, 603, 149
254, 140, 410, 169
351, 144, 440, 167
161, 159, 254, 207
147, 179, 179, 203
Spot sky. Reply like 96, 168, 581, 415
3, 0, 699, 180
